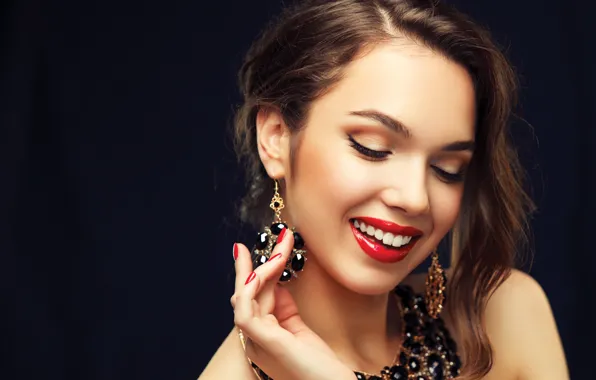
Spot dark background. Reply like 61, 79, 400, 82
2, 0, 594, 379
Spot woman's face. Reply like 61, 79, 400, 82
263, 42, 476, 295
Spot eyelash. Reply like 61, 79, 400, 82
431, 166, 466, 184
348, 135, 390, 161
348, 134, 466, 183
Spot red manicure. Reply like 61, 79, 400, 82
233, 243, 239, 261
245, 271, 256, 285
276, 228, 287, 244
268, 253, 282, 261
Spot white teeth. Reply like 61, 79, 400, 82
360, 222, 367, 233
374, 229, 384, 240
353, 219, 418, 248
382, 232, 394, 245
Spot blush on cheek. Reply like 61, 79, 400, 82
431, 190, 463, 232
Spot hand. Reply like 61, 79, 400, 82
231, 228, 355, 380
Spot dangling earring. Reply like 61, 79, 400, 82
250, 179, 307, 282
425, 250, 446, 319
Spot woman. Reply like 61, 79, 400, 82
201, 0, 568, 379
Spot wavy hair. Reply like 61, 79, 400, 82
232, 0, 534, 377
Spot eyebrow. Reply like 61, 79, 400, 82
348, 109, 475, 152
349, 109, 412, 138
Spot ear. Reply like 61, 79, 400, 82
255, 106, 291, 179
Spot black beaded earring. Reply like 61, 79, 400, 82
250, 179, 307, 282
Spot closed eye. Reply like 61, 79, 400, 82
348, 135, 391, 161
432, 165, 466, 183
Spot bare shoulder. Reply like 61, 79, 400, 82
199, 327, 256, 379
483, 269, 569, 380
402, 269, 569, 379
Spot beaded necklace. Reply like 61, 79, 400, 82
239, 284, 461, 380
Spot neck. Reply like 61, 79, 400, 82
286, 254, 402, 373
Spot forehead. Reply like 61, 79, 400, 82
309, 42, 476, 142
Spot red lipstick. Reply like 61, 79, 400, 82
350, 217, 422, 263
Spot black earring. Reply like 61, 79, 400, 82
250, 179, 307, 282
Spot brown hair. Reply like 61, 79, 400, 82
232, 0, 534, 378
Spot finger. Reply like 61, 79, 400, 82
272, 285, 308, 335
234, 272, 293, 352
232, 229, 294, 310
253, 227, 295, 284
234, 243, 253, 292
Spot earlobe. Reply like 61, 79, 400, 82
255, 107, 290, 178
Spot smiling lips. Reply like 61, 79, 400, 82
350, 216, 423, 263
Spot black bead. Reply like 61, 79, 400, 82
389, 365, 408, 380
404, 312, 420, 327
424, 332, 437, 349
404, 325, 418, 339
400, 296, 413, 310
291, 253, 305, 271
421, 320, 437, 334
279, 269, 292, 282
445, 336, 457, 352
255, 231, 269, 250
399, 352, 408, 365
403, 337, 414, 349
293, 231, 305, 249
408, 357, 421, 372
414, 295, 424, 306
354, 372, 366, 380
415, 300, 428, 314
403, 338, 422, 355
273, 201, 280, 208
254, 254, 268, 268
271, 222, 287, 235
427, 353, 444, 380
395, 285, 414, 299
410, 342, 422, 355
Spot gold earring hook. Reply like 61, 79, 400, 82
269, 179, 284, 222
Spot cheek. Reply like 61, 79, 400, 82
288, 137, 375, 230
294, 140, 363, 203
429, 184, 463, 232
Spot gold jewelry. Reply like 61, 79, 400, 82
425, 250, 446, 319
237, 286, 462, 379
250, 179, 307, 282
238, 293, 404, 380
269, 179, 284, 222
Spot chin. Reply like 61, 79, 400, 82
330, 264, 407, 296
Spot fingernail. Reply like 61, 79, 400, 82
245, 271, 256, 285
276, 228, 287, 244
233, 243, 238, 261
268, 253, 282, 262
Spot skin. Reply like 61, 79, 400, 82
200, 42, 569, 379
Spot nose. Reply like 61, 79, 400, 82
379, 164, 430, 216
